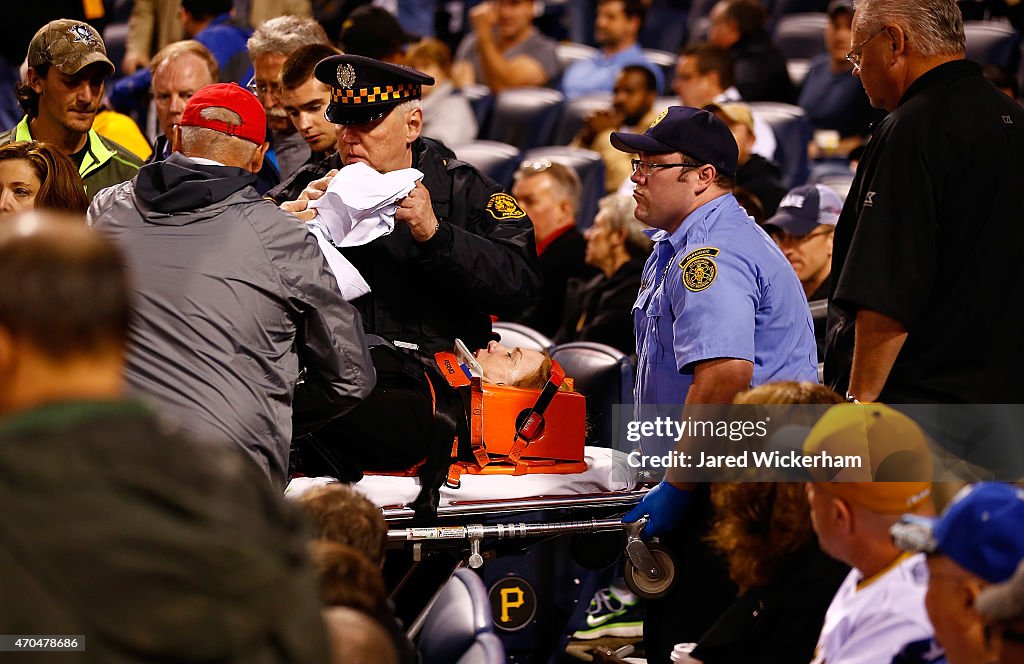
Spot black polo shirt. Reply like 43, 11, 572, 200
824, 60, 1024, 403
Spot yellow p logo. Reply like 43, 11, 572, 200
499, 587, 525, 623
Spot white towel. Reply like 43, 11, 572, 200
306, 221, 371, 301
308, 161, 424, 247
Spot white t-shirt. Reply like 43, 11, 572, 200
810, 553, 934, 664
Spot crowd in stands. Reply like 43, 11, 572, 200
2, 0, 1024, 663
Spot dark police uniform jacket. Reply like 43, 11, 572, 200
328, 138, 541, 353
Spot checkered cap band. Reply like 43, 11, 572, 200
331, 83, 419, 105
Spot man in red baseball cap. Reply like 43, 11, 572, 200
89, 82, 375, 488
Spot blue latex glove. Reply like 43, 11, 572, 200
622, 481, 693, 538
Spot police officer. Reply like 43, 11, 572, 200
281, 54, 541, 353
612, 106, 818, 662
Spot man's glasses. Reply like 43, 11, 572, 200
630, 159, 704, 177
769, 229, 834, 246
246, 76, 280, 99
846, 29, 885, 73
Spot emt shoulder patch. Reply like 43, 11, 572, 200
679, 247, 720, 292
486, 192, 526, 220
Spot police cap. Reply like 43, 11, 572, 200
315, 54, 434, 125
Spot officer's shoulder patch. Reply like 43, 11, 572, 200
679, 246, 720, 292
486, 192, 526, 220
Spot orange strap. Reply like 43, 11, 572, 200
470, 379, 490, 467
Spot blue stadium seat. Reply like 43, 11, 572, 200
556, 42, 599, 72
747, 102, 813, 188
643, 48, 678, 95
772, 13, 828, 60
964, 20, 1022, 70
451, 140, 522, 191
522, 146, 607, 229
483, 88, 566, 151
460, 84, 494, 130
553, 93, 613, 145
417, 568, 503, 664
492, 321, 555, 352
551, 342, 635, 450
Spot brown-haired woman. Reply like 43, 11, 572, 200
688, 381, 850, 664
0, 142, 89, 217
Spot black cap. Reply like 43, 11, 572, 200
610, 106, 739, 178
340, 6, 419, 61
315, 54, 434, 125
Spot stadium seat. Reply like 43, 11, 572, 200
772, 13, 828, 61
451, 141, 522, 191
552, 93, 613, 145
522, 146, 607, 228
461, 84, 494, 130
747, 102, 813, 188
964, 20, 1022, 69
492, 321, 555, 352
417, 568, 503, 664
556, 42, 599, 71
483, 88, 566, 152
551, 342, 635, 450
811, 172, 854, 201
643, 48, 678, 95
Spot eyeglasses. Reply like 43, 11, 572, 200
630, 159, 704, 178
246, 76, 280, 99
769, 229, 834, 246
846, 29, 885, 73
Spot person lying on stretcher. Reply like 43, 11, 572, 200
291, 338, 582, 515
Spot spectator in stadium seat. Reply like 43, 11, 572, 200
296, 483, 388, 567
148, 40, 219, 162
705, 102, 786, 216
266, 43, 343, 204
0, 141, 88, 216
825, 0, 1024, 404
805, 404, 937, 664
406, 38, 478, 147
510, 160, 599, 337
892, 482, 1024, 664
324, 607, 399, 664
798, 0, 877, 161
573, 65, 661, 192
178, 0, 252, 84
338, 6, 417, 65
560, 0, 663, 100
1, 20, 143, 201
672, 43, 777, 162
706, 0, 796, 103
555, 193, 651, 353
247, 16, 331, 181
89, 83, 375, 487
452, 0, 562, 92
0, 212, 330, 663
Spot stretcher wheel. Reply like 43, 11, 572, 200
623, 543, 677, 600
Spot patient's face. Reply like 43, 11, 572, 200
475, 341, 545, 385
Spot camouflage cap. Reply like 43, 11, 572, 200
28, 19, 114, 77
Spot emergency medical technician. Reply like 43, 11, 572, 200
617, 106, 816, 449
281, 55, 541, 353
612, 106, 818, 662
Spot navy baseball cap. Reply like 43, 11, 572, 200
763, 184, 843, 236
891, 482, 1024, 583
610, 105, 739, 179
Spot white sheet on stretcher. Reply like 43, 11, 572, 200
285, 447, 636, 508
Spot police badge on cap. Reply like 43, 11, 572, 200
314, 54, 434, 125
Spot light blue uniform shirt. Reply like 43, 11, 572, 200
560, 44, 665, 100
632, 194, 817, 453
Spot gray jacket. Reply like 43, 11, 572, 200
90, 153, 375, 485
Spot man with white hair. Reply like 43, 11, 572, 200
246, 15, 330, 180
825, 0, 1024, 404
90, 83, 375, 487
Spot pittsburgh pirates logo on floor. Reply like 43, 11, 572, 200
679, 247, 720, 292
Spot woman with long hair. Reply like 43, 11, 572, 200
0, 142, 89, 216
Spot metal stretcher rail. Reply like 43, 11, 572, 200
380, 490, 646, 522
